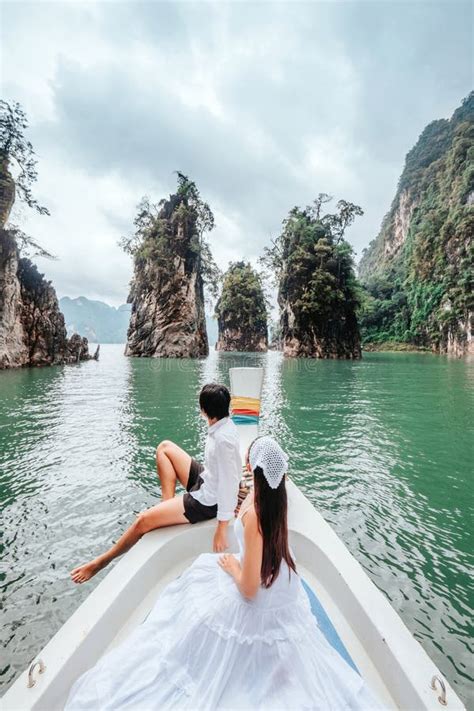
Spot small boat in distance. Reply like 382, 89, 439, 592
1, 368, 465, 710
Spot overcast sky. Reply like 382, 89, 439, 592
1, 0, 472, 306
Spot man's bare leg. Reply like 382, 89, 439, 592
156, 440, 193, 500
70, 496, 188, 584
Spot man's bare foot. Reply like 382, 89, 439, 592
70, 558, 105, 584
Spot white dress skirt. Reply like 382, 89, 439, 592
65, 517, 383, 710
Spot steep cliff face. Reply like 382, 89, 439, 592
126, 253, 208, 358
125, 183, 209, 358
359, 93, 473, 355
280, 297, 361, 359
0, 229, 28, 366
215, 261, 267, 352
0, 155, 15, 228
0, 229, 94, 368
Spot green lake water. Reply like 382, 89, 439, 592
0, 346, 473, 705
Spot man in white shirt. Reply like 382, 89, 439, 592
71, 384, 241, 583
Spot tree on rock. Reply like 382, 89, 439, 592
215, 261, 268, 352
0, 100, 50, 227
122, 173, 219, 358
0, 101, 54, 260
262, 194, 363, 358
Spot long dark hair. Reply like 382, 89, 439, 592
252, 460, 297, 588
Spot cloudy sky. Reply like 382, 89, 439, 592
1, 0, 472, 306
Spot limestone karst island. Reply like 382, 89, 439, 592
0, 3, 472, 710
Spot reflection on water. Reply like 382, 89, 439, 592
0, 346, 473, 705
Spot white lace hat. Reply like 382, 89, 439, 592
248, 435, 289, 489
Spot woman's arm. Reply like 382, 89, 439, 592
218, 509, 263, 600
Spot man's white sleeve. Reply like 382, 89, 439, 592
215, 438, 241, 521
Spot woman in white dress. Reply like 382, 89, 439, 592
65, 436, 382, 710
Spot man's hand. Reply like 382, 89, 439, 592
213, 520, 229, 552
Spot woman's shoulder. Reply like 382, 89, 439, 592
239, 494, 255, 519
241, 503, 256, 520
241, 506, 259, 534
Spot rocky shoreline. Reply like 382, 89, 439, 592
362, 341, 430, 353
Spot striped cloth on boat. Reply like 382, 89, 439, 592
231, 396, 260, 425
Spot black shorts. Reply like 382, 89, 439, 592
183, 458, 218, 524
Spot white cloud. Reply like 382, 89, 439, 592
10, 160, 137, 304
1, 0, 471, 306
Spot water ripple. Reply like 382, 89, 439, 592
0, 347, 472, 706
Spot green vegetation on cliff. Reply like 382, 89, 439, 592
215, 261, 267, 351
359, 93, 473, 353
121, 172, 219, 297
262, 194, 363, 358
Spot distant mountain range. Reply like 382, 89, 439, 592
60, 296, 219, 346
59, 297, 131, 343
